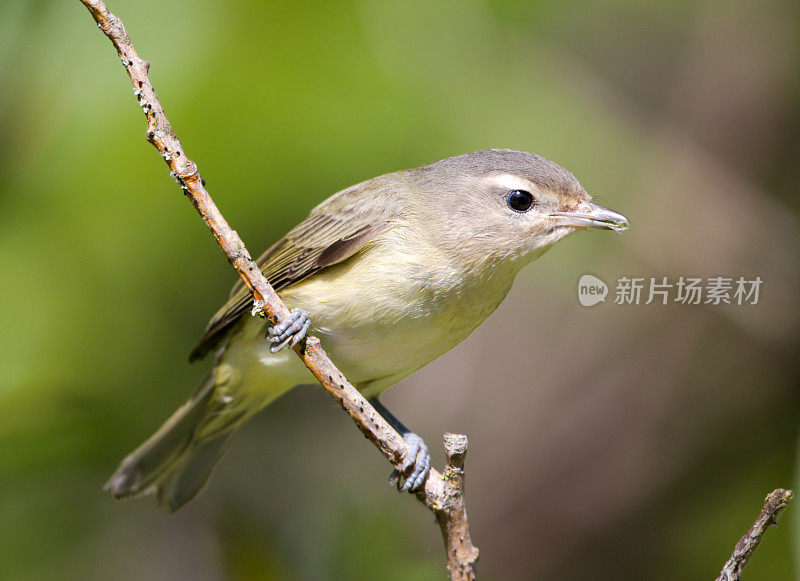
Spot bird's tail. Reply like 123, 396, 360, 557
105, 370, 256, 512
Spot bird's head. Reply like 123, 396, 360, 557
412, 149, 629, 271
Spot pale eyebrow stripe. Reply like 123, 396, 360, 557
487, 173, 531, 191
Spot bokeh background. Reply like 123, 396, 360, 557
1, 0, 798, 579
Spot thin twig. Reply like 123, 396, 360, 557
438, 434, 479, 580
715, 488, 794, 581
77, 1, 478, 578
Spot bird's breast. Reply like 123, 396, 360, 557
279, 233, 518, 395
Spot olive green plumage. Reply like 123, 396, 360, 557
105, 149, 628, 510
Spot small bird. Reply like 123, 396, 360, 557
106, 149, 629, 511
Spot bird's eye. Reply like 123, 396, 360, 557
507, 190, 534, 212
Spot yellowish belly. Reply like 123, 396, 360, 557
280, 253, 515, 397
218, 234, 520, 400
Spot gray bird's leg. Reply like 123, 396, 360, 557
369, 397, 431, 492
266, 307, 311, 353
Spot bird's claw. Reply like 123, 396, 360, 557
388, 432, 430, 492
266, 308, 311, 353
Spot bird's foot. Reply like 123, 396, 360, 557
389, 432, 431, 492
266, 308, 311, 353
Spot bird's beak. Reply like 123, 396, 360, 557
549, 201, 629, 232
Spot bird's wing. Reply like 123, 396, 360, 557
189, 185, 397, 361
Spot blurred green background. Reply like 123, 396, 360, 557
1, 0, 798, 579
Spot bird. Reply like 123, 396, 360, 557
105, 149, 629, 511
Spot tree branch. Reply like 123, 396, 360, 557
716, 488, 794, 581
77, 1, 478, 578
438, 434, 479, 579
